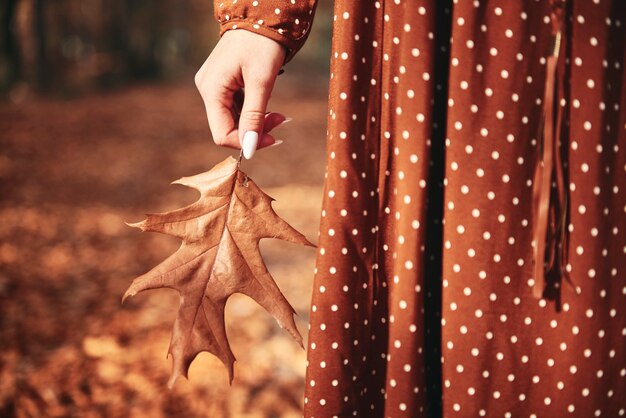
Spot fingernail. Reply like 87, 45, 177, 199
275, 117, 292, 128
266, 139, 284, 149
242, 131, 259, 159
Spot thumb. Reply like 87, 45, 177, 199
238, 80, 273, 159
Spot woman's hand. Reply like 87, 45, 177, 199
194, 29, 288, 159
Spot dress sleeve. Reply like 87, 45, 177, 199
213, 0, 318, 66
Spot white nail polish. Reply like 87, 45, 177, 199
242, 131, 259, 159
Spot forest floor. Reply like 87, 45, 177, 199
0, 76, 329, 418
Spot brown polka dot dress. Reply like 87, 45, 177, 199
214, 0, 626, 416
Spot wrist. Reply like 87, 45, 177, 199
219, 23, 292, 66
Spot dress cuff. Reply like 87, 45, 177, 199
214, 1, 317, 66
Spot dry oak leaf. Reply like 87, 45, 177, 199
123, 156, 315, 388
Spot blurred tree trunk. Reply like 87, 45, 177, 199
127, 0, 159, 79
1, 0, 20, 88
33, 0, 47, 89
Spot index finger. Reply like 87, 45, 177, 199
203, 85, 241, 149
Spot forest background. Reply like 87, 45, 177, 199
0, 1, 332, 416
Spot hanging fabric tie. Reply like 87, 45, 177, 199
531, 0, 581, 300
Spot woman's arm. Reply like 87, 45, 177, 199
195, 0, 318, 159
